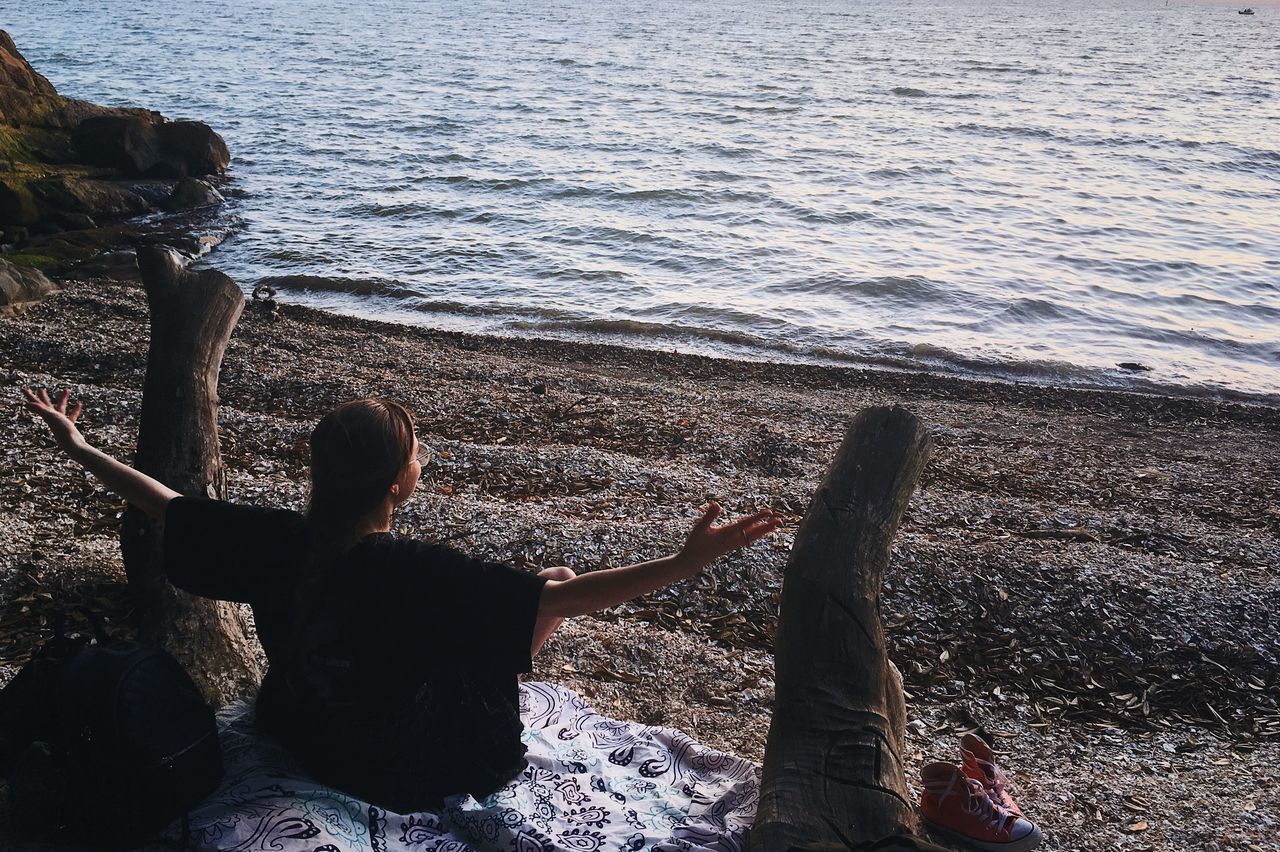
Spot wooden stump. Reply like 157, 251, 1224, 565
119, 244, 262, 704
752, 406, 943, 852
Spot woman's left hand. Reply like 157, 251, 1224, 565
22, 387, 89, 455
20, 386, 178, 519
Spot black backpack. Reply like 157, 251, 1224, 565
0, 607, 223, 847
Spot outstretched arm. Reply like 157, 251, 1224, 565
537, 503, 782, 619
21, 387, 179, 520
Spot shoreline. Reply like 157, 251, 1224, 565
235, 283, 1280, 427
2, 273, 1277, 850
210, 266, 1280, 411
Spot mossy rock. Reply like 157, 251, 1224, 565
0, 252, 56, 269
0, 172, 41, 225
0, 123, 77, 163
0, 123, 32, 159
31, 173, 152, 218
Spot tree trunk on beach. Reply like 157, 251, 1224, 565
119, 244, 262, 704
752, 406, 944, 852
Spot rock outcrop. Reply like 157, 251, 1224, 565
0, 30, 231, 275
0, 256, 58, 307
162, 177, 226, 212
72, 115, 229, 178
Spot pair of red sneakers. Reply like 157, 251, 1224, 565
919, 734, 1042, 851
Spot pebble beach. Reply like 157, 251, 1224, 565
1, 275, 1277, 850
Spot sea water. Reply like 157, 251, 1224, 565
6, 0, 1278, 399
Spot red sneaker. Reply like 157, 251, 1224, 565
961, 733, 1024, 817
920, 762, 1042, 852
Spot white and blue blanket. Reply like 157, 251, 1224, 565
175, 682, 760, 852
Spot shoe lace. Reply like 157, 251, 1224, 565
929, 771, 1015, 834
959, 777, 1014, 833
985, 762, 1011, 799
968, 753, 1013, 804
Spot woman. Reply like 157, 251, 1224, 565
21, 387, 781, 812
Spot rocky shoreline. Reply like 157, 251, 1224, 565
1, 274, 1277, 851
0, 31, 232, 305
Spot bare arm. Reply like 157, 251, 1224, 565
538, 503, 782, 619
21, 387, 179, 520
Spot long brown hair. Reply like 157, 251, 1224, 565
305, 397, 416, 555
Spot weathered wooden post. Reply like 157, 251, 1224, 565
119, 244, 262, 704
752, 406, 943, 852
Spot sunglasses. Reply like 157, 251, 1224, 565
415, 445, 434, 467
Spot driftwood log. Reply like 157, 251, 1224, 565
119, 244, 262, 704
752, 406, 943, 852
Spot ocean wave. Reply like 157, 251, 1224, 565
533, 267, 628, 283
687, 169, 749, 182
867, 165, 952, 179
546, 184, 771, 206
343, 201, 462, 219
41, 50, 94, 66
549, 224, 690, 252
891, 342, 1101, 381
953, 122, 1277, 167
1054, 253, 1211, 281
262, 248, 320, 263
260, 280, 587, 323
958, 60, 1045, 75
1087, 283, 1280, 323
980, 297, 1093, 325
693, 142, 756, 159
763, 274, 954, 305
728, 103, 802, 114
952, 122, 1060, 142
504, 316, 769, 349
1123, 324, 1280, 364
771, 201, 878, 225
1210, 155, 1280, 177
257, 274, 418, 299
396, 116, 468, 134
413, 174, 554, 192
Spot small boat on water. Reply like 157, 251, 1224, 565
1238, 7, 1255, 14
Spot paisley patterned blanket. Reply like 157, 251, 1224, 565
172, 682, 760, 852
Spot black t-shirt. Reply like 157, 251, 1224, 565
162, 497, 547, 810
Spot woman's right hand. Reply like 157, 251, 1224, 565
676, 502, 782, 574
22, 387, 89, 455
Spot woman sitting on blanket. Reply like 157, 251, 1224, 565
21, 388, 781, 812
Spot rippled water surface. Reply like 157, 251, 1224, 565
7, 0, 1279, 398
